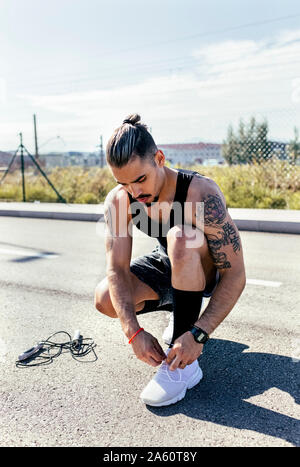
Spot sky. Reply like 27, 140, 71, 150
0, 0, 300, 153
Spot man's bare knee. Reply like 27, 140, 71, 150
94, 281, 118, 318
94, 279, 145, 318
167, 225, 208, 290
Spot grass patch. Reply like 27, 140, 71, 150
0, 161, 299, 209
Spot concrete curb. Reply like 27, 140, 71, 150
0, 203, 299, 234
228, 208, 300, 234
231, 219, 300, 235
0, 209, 103, 223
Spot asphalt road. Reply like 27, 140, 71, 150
0, 217, 299, 447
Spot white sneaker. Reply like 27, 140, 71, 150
140, 350, 203, 407
162, 313, 174, 345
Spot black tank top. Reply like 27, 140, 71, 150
127, 168, 199, 252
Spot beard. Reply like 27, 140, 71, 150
145, 194, 159, 207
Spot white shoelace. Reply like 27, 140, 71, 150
157, 360, 183, 383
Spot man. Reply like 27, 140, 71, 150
94, 114, 246, 407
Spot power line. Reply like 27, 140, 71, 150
8, 12, 300, 86
124, 12, 300, 53
12, 49, 300, 94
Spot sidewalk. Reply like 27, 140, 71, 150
0, 202, 299, 234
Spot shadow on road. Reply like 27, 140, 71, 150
0, 241, 59, 263
147, 339, 300, 446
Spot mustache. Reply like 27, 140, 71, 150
133, 194, 159, 205
135, 194, 151, 200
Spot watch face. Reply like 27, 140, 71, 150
190, 327, 209, 344
197, 332, 206, 342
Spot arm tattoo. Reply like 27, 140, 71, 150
208, 247, 231, 269
203, 194, 226, 226
207, 232, 231, 269
222, 222, 241, 253
207, 222, 241, 269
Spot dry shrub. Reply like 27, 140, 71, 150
1, 162, 299, 209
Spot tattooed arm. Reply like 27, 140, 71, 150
193, 180, 246, 335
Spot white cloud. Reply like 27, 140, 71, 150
192, 39, 260, 67
277, 28, 300, 43
3, 28, 300, 149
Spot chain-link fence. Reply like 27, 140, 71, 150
218, 100, 296, 167
0, 105, 299, 209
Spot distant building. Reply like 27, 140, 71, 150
0, 150, 32, 171
0, 151, 13, 171
158, 143, 223, 166
39, 151, 102, 168
38, 153, 63, 168
269, 141, 288, 159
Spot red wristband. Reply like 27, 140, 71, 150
128, 327, 144, 344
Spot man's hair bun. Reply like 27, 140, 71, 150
122, 114, 141, 126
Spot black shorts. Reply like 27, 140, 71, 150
130, 244, 220, 315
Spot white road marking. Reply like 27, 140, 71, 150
246, 278, 282, 287
0, 248, 283, 285
0, 247, 58, 259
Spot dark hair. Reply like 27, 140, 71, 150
106, 113, 157, 167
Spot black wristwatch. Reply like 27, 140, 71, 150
189, 325, 209, 344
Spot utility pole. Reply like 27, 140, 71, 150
19, 133, 26, 202
99, 135, 104, 168
0, 133, 66, 203
33, 114, 39, 160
